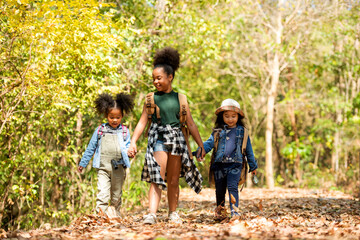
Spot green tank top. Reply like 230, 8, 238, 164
152, 90, 180, 128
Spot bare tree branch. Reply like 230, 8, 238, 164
0, 79, 23, 97
279, 39, 302, 72
0, 43, 32, 135
284, 0, 302, 25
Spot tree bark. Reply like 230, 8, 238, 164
358, 151, 360, 199
332, 129, 340, 172
152, 0, 167, 29
274, 113, 287, 183
76, 111, 83, 148
331, 97, 342, 180
265, 1, 283, 189
0, 167, 15, 225
314, 144, 321, 167
265, 52, 279, 189
286, 76, 302, 183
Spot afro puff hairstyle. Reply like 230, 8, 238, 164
94, 92, 134, 117
153, 47, 180, 77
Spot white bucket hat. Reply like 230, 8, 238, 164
215, 99, 244, 116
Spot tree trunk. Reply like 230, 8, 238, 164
152, 0, 167, 29
332, 98, 342, 180
265, 2, 283, 189
282, 72, 301, 183
76, 112, 83, 148
314, 144, 321, 167
0, 167, 15, 225
274, 114, 287, 183
344, 150, 348, 169
265, 54, 278, 189
76, 111, 83, 167
332, 129, 340, 171
41, 158, 46, 220
358, 151, 360, 199
288, 82, 301, 183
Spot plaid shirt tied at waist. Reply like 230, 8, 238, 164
141, 123, 203, 194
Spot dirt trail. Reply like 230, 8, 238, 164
3, 188, 360, 239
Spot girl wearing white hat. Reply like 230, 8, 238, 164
195, 98, 258, 219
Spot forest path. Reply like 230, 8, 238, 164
5, 188, 360, 239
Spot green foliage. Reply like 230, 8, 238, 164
301, 163, 336, 189
281, 140, 312, 164
353, 93, 360, 110
1, 0, 360, 231
122, 152, 148, 210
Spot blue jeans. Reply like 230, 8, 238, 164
212, 162, 242, 216
154, 140, 172, 152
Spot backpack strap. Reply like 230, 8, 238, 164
144, 92, 160, 137
98, 124, 127, 141
209, 128, 221, 187
122, 125, 127, 141
178, 93, 193, 160
239, 127, 249, 191
97, 124, 104, 142
178, 93, 187, 125
242, 127, 248, 155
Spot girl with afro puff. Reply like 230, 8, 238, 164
78, 92, 134, 217
128, 47, 206, 224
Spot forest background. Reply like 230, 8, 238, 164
1, 0, 359, 231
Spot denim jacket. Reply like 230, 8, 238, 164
203, 125, 258, 172
79, 123, 131, 169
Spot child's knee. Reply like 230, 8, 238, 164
97, 191, 110, 202
227, 183, 239, 193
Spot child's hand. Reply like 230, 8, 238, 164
194, 146, 205, 162
127, 143, 137, 158
78, 166, 83, 173
200, 146, 206, 159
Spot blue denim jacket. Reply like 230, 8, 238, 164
203, 125, 258, 172
79, 123, 131, 169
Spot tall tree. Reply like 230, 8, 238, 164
220, 0, 323, 188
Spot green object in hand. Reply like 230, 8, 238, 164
252, 175, 259, 185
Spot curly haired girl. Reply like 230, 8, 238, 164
78, 92, 134, 217
128, 47, 205, 224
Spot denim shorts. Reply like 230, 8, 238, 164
153, 140, 172, 152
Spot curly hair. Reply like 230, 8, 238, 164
115, 93, 134, 115
94, 92, 134, 116
153, 47, 180, 77
214, 112, 246, 129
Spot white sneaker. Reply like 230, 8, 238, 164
169, 211, 182, 224
106, 206, 121, 218
143, 213, 156, 224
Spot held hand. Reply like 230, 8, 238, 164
251, 170, 259, 185
195, 146, 205, 162
200, 146, 206, 159
78, 166, 83, 173
127, 143, 137, 158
